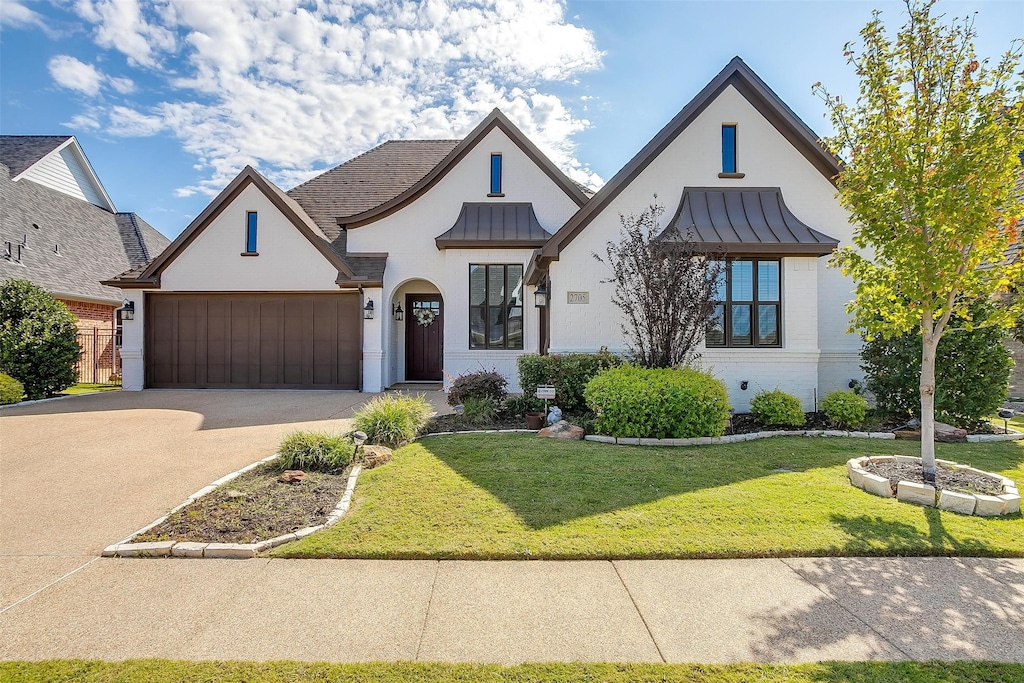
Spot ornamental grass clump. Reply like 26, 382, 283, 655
353, 393, 432, 447
277, 431, 353, 471
821, 390, 870, 430
750, 389, 806, 427
584, 365, 730, 439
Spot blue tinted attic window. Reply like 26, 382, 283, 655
722, 125, 737, 173
490, 154, 502, 194
245, 212, 258, 253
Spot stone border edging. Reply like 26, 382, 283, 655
847, 455, 1021, 516
103, 455, 362, 559
582, 429, 897, 446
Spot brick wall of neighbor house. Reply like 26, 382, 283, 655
1008, 339, 1024, 399
58, 298, 115, 331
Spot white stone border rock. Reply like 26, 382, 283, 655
846, 455, 1020, 516
103, 454, 362, 559
582, 429, 898, 446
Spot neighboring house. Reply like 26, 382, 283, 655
0, 135, 169, 333
104, 57, 864, 410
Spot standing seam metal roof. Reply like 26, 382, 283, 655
435, 203, 552, 249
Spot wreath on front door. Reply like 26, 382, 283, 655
414, 307, 437, 327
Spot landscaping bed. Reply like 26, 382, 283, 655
275, 433, 1023, 560
135, 463, 351, 545
865, 460, 1004, 495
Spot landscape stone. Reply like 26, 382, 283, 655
116, 541, 174, 557
203, 543, 258, 559
361, 444, 393, 469
862, 472, 894, 498
937, 490, 976, 515
897, 481, 936, 507
278, 470, 307, 484
537, 420, 584, 440
973, 495, 1006, 517
997, 493, 1021, 515
934, 422, 968, 443
848, 467, 866, 489
171, 542, 209, 558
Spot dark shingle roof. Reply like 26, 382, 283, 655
435, 203, 552, 249
660, 188, 839, 255
287, 140, 461, 237
0, 161, 169, 302
0, 136, 72, 177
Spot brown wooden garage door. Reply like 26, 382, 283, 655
146, 293, 360, 389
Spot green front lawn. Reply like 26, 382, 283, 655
3, 660, 1021, 683
61, 383, 120, 396
277, 434, 1023, 560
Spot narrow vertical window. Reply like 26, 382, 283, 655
490, 154, 502, 195
245, 211, 258, 254
722, 125, 737, 174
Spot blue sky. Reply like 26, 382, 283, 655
2, 0, 1021, 239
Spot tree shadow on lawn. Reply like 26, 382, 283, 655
422, 435, 1024, 531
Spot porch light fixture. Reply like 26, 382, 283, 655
121, 299, 135, 321
393, 303, 404, 322
534, 283, 548, 308
363, 299, 374, 319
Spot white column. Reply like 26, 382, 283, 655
119, 293, 146, 391
361, 287, 385, 392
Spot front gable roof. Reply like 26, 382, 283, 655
107, 166, 365, 288
335, 109, 590, 229
0, 135, 116, 212
532, 57, 842, 279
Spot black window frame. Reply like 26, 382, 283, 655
489, 153, 503, 195
469, 263, 524, 350
244, 211, 258, 255
722, 124, 738, 174
706, 258, 782, 349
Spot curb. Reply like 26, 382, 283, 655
103, 455, 362, 559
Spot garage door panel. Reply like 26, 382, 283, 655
146, 293, 360, 389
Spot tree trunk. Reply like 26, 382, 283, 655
920, 330, 938, 482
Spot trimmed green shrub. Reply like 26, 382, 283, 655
498, 394, 547, 418
461, 396, 497, 425
584, 366, 731, 438
0, 279, 80, 399
518, 348, 623, 413
860, 312, 1013, 429
750, 389, 806, 427
821, 390, 869, 429
447, 370, 508, 407
277, 431, 352, 471
0, 372, 24, 405
353, 393, 433, 447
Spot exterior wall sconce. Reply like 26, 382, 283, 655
121, 299, 135, 321
740, 380, 748, 391
534, 283, 548, 308
393, 303, 404, 321
363, 299, 374, 319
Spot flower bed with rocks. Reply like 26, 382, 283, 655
847, 455, 1021, 516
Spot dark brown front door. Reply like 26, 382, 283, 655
146, 293, 360, 389
405, 294, 443, 381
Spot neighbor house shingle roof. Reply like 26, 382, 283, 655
287, 140, 461, 238
0, 136, 72, 177
0, 156, 169, 303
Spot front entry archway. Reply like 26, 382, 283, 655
405, 293, 443, 381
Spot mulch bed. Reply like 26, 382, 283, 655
864, 460, 1004, 496
425, 413, 536, 433
135, 464, 351, 544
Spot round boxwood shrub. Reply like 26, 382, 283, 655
821, 390, 869, 429
584, 365, 731, 439
0, 372, 24, 405
749, 389, 806, 427
0, 279, 80, 399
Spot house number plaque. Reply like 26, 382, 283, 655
535, 385, 556, 400
567, 291, 589, 304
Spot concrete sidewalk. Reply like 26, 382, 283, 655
1, 557, 1021, 663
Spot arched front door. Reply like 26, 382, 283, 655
405, 294, 443, 381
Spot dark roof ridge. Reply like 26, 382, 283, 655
531, 56, 842, 281
116, 211, 149, 262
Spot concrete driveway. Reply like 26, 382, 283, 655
0, 388, 447, 609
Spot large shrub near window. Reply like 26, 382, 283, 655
860, 317, 1012, 430
584, 366, 730, 438
447, 370, 508, 407
0, 279, 80, 400
517, 349, 623, 413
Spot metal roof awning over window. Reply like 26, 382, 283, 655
659, 188, 840, 255
435, 203, 552, 249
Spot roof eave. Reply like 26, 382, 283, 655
436, 238, 549, 250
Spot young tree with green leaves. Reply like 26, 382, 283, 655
813, 0, 1023, 480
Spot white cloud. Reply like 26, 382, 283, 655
48, 55, 104, 95
66, 0, 605, 195
1, 0, 53, 35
